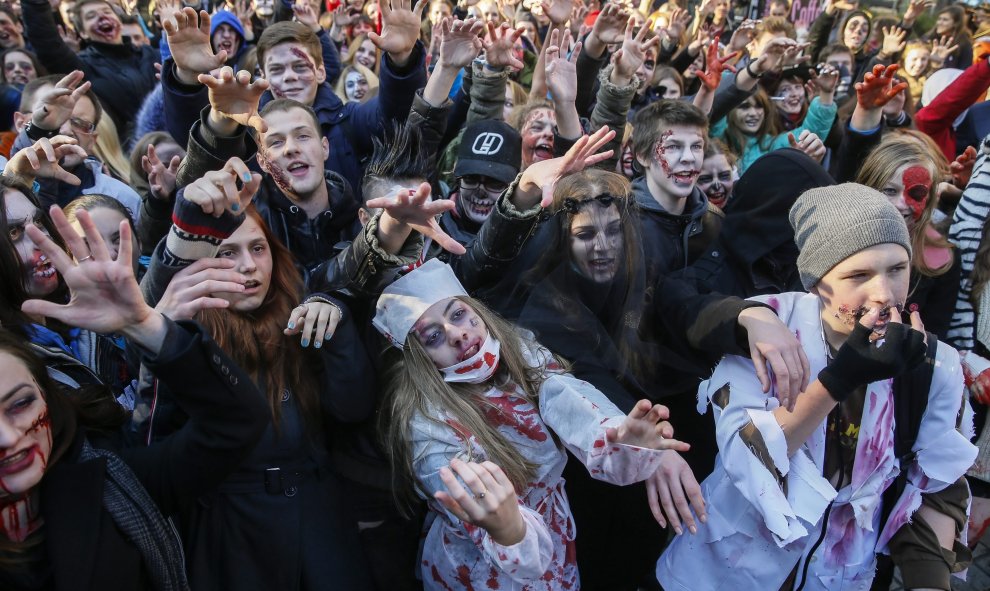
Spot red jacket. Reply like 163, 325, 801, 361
915, 59, 990, 160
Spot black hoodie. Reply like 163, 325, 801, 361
678, 149, 835, 297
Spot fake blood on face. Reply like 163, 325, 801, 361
653, 130, 674, 178
901, 165, 931, 222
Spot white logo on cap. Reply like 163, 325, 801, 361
472, 133, 504, 156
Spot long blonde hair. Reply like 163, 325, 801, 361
855, 131, 953, 277
380, 296, 567, 511
93, 115, 132, 183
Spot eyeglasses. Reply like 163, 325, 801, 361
460, 175, 508, 193
69, 117, 96, 134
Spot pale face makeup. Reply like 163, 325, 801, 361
732, 98, 765, 134
569, 203, 623, 284
412, 297, 489, 369
697, 153, 734, 209
344, 70, 369, 102
638, 125, 705, 202
520, 107, 555, 169
5, 190, 57, 298
263, 42, 326, 105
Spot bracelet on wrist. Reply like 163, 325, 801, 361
745, 59, 763, 79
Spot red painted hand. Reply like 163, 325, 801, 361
698, 42, 738, 91
951, 145, 978, 189
855, 63, 908, 109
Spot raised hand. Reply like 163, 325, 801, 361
605, 399, 690, 452
292, 1, 321, 32
516, 126, 616, 208
332, 3, 360, 28
666, 7, 690, 41
435, 459, 526, 546
696, 40, 738, 91
727, 18, 758, 53
200, 66, 271, 134
483, 22, 525, 70
787, 130, 826, 163
540, 0, 574, 26
142, 143, 181, 201
22, 206, 166, 350
646, 451, 706, 535
165, 8, 228, 85
437, 18, 485, 71
284, 300, 342, 348
779, 41, 811, 69
930, 35, 960, 66
824, 0, 856, 15
365, 182, 467, 255
154, 258, 247, 320
183, 157, 262, 217
369, 0, 428, 66
902, 0, 932, 25
811, 62, 839, 94
32, 70, 90, 131
590, 3, 628, 46
878, 25, 907, 59
545, 27, 581, 104
613, 16, 664, 85
4, 136, 86, 185
951, 145, 978, 188
753, 37, 799, 76
156, 0, 181, 26
855, 63, 908, 109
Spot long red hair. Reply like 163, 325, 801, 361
195, 207, 320, 435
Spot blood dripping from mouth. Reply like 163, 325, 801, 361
902, 165, 931, 222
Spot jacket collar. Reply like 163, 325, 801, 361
631, 175, 709, 220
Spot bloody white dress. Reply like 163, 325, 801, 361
411, 339, 665, 590
657, 292, 977, 591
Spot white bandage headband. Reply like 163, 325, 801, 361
372, 258, 468, 348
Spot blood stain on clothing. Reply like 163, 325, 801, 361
482, 396, 548, 442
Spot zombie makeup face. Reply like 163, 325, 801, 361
617, 141, 635, 178
458, 175, 508, 224
637, 125, 705, 202
732, 98, 765, 135
344, 70, 369, 102
815, 243, 910, 344
774, 79, 805, 116
214, 216, 272, 313
843, 16, 869, 52
79, 1, 122, 44
904, 46, 930, 77
569, 202, 623, 283
255, 0, 275, 17
0, 352, 53, 513
354, 38, 377, 70
634, 49, 657, 94
412, 297, 489, 369
3, 51, 35, 86
655, 77, 682, 100
520, 107, 555, 169
258, 107, 330, 201
4, 190, 57, 298
263, 42, 326, 105
697, 153, 734, 209
212, 22, 241, 58
0, 12, 24, 49
881, 163, 932, 225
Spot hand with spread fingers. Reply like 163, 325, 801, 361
365, 182, 467, 255
4, 136, 86, 185
855, 63, 908, 109
154, 258, 248, 321
483, 22, 525, 70
646, 451, 706, 535
437, 18, 486, 71
514, 126, 616, 209
696, 40, 738, 91
183, 157, 262, 218
201, 67, 271, 135
165, 8, 228, 86
285, 300, 343, 348
32, 70, 91, 131
606, 399, 689, 452
878, 26, 907, 59
545, 27, 581, 104
539, 0, 574, 26
21, 206, 168, 351
612, 16, 664, 86
952, 145, 978, 188
368, 0, 428, 66
143, 143, 182, 201
434, 458, 527, 546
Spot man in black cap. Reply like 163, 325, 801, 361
439, 119, 522, 246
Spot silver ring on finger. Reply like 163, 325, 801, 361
475, 490, 487, 500
78, 254, 93, 262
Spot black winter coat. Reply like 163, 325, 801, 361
16, 321, 269, 591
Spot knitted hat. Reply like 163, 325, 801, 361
373, 259, 468, 348
789, 183, 912, 290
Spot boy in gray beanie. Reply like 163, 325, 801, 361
789, 183, 912, 290
658, 183, 975, 591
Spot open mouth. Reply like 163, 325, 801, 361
743, 117, 762, 128
670, 169, 700, 185
588, 258, 615, 273
32, 255, 55, 279
706, 186, 728, 207
533, 143, 553, 161
241, 279, 261, 294
286, 161, 310, 177
459, 341, 480, 361
462, 193, 496, 218
218, 39, 234, 53
95, 16, 119, 38
0, 447, 36, 475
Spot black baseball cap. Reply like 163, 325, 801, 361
454, 120, 522, 185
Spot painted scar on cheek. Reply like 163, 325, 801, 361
257, 149, 292, 195
902, 165, 931, 221
653, 130, 673, 178
290, 47, 315, 73
833, 303, 905, 328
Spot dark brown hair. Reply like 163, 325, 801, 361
256, 21, 323, 73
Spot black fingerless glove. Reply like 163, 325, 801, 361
818, 322, 926, 402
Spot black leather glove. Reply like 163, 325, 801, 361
818, 321, 926, 402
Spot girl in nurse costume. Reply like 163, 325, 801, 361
658, 183, 977, 591
373, 258, 688, 589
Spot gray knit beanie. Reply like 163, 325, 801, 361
790, 183, 912, 290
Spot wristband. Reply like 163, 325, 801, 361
24, 120, 58, 142
745, 59, 763, 79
